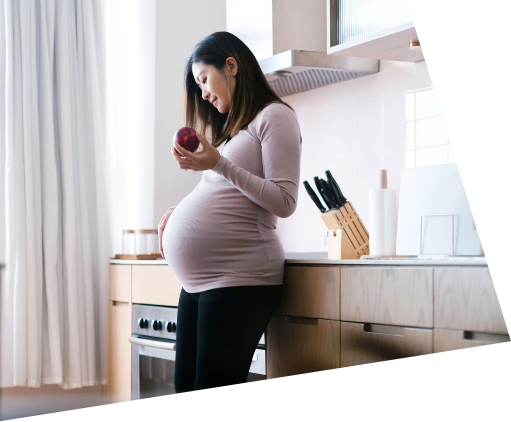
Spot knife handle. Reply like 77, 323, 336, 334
326, 170, 347, 205
315, 177, 335, 209
327, 179, 343, 208
321, 178, 340, 209
303, 181, 326, 213
313, 177, 330, 209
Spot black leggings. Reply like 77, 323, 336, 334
174, 284, 283, 392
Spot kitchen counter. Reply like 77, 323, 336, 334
284, 252, 487, 266
109, 253, 487, 266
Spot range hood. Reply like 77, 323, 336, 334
227, 0, 380, 97
258, 50, 379, 97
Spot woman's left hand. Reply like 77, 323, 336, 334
172, 132, 221, 171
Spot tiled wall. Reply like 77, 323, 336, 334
276, 60, 453, 252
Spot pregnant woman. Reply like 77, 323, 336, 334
158, 31, 301, 392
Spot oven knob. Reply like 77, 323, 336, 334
152, 319, 162, 331
165, 321, 177, 333
138, 318, 148, 329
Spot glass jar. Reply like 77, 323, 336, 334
122, 229, 136, 255
134, 230, 159, 255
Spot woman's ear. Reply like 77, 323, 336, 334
226, 57, 238, 77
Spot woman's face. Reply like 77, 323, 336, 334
192, 58, 237, 114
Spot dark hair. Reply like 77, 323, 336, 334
184, 31, 292, 147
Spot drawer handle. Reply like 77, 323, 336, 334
463, 331, 510, 343
363, 323, 405, 337
285, 316, 318, 326
112, 301, 129, 307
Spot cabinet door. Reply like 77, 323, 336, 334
132, 265, 182, 306
109, 265, 131, 302
434, 267, 508, 334
278, 266, 341, 320
433, 329, 510, 353
267, 315, 341, 378
340, 322, 433, 367
341, 267, 433, 327
108, 300, 132, 403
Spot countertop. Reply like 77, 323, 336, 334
109, 253, 487, 266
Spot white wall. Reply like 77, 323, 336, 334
153, 0, 226, 225
275, 60, 453, 252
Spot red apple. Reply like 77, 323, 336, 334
173, 127, 199, 153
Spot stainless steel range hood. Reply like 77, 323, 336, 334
259, 50, 379, 97
227, 0, 380, 97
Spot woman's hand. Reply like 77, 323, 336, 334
172, 132, 221, 171
158, 208, 174, 258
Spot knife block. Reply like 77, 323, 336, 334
321, 201, 369, 259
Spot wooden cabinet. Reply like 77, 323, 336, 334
277, 266, 341, 320
434, 267, 508, 334
339, 268, 433, 368
340, 267, 433, 328
108, 265, 132, 404
267, 315, 341, 378
109, 262, 506, 385
270, 263, 504, 379
433, 329, 510, 353
340, 322, 433, 367
108, 263, 183, 403
108, 300, 132, 403
132, 265, 181, 306
109, 264, 131, 302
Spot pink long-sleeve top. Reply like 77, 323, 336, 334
162, 102, 302, 293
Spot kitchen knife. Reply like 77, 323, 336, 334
303, 181, 326, 213
327, 179, 343, 208
314, 176, 335, 210
321, 178, 341, 209
326, 170, 347, 206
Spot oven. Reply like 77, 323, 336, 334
129, 304, 266, 399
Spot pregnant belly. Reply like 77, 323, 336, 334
162, 197, 273, 281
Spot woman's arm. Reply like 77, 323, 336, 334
212, 105, 302, 218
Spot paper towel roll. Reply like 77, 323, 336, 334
369, 189, 397, 255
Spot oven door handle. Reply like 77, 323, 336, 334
129, 336, 176, 351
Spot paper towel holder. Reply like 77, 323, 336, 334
379, 169, 388, 189
419, 214, 455, 257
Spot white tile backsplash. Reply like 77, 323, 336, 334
353, 99, 383, 130
383, 92, 415, 124
354, 124, 383, 157
275, 60, 452, 252
383, 121, 415, 152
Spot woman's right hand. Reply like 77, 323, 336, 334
158, 208, 174, 258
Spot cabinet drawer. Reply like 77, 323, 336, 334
278, 266, 341, 320
340, 321, 433, 367
341, 267, 433, 327
267, 315, 341, 378
109, 265, 131, 302
434, 267, 508, 334
132, 265, 182, 306
433, 329, 510, 353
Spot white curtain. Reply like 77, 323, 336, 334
105, 0, 156, 249
0, 0, 109, 389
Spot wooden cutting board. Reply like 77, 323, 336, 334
114, 253, 163, 260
